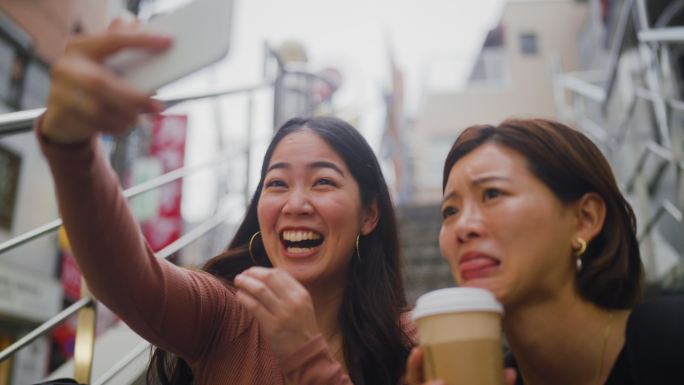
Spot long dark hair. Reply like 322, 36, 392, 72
442, 118, 643, 309
147, 116, 412, 384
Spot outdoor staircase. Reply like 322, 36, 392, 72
398, 204, 454, 305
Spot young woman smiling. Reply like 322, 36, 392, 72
38, 21, 414, 385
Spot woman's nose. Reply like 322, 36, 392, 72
454, 205, 485, 243
282, 188, 313, 215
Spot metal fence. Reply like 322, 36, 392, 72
0, 43, 338, 384
553, 0, 684, 289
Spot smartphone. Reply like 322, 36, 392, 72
105, 0, 234, 92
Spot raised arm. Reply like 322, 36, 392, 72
38, 21, 248, 362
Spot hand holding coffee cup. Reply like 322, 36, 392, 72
411, 288, 504, 385
405, 348, 517, 385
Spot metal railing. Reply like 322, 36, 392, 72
553, 0, 684, 287
0, 82, 273, 138
0, 149, 244, 255
0, 82, 269, 384
0, 147, 247, 361
0, 39, 343, 383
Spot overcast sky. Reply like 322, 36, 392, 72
153, 0, 504, 115
140, 0, 505, 220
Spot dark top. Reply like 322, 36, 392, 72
505, 296, 684, 385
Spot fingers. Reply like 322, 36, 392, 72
504, 368, 517, 385
72, 59, 162, 114
405, 347, 425, 385
42, 54, 162, 143
241, 266, 300, 288
234, 272, 282, 315
235, 267, 319, 359
66, 30, 172, 62
406, 346, 512, 385
234, 267, 314, 323
108, 11, 139, 32
42, 19, 169, 144
242, 267, 310, 303
235, 289, 276, 326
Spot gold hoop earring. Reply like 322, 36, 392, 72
355, 234, 361, 262
248, 232, 261, 265
574, 237, 587, 257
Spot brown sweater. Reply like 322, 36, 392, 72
37, 122, 416, 385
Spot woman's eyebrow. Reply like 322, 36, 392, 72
471, 175, 511, 187
266, 162, 289, 173
266, 160, 345, 176
442, 175, 512, 204
442, 191, 458, 205
309, 161, 345, 176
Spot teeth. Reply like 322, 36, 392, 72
282, 230, 322, 241
287, 247, 313, 253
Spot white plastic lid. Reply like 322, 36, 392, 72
412, 287, 503, 321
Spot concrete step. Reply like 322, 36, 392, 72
397, 204, 454, 305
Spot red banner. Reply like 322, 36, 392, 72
140, 114, 187, 251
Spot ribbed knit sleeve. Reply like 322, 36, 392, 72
36, 115, 417, 384
280, 312, 417, 385
280, 334, 351, 385
36, 118, 252, 363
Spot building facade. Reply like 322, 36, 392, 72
412, 0, 589, 202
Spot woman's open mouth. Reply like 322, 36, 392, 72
280, 229, 324, 257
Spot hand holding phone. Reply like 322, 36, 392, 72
105, 0, 234, 92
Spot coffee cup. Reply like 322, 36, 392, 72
412, 287, 504, 385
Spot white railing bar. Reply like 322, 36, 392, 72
0, 205, 235, 363
157, 81, 273, 107
0, 82, 272, 136
157, 208, 234, 260
646, 141, 673, 161
626, 146, 651, 192
558, 74, 606, 103
610, 86, 684, 114
626, 141, 672, 191
664, 200, 684, 222
0, 298, 93, 363
91, 341, 151, 385
122, 156, 225, 199
279, 62, 338, 86
613, 95, 639, 146
638, 200, 684, 242
634, 86, 657, 102
601, 0, 634, 106
0, 108, 45, 136
638, 26, 684, 43
0, 219, 64, 258
0, 149, 239, 255
668, 97, 684, 112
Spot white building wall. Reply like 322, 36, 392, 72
413, 0, 589, 202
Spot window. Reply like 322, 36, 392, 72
0, 10, 33, 109
0, 39, 14, 103
520, 33, 538, 55
0, 143, 21, 230
468, 47, 506, 86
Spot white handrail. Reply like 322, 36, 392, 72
0, 82, 271, 137
0, 207, 236, 364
